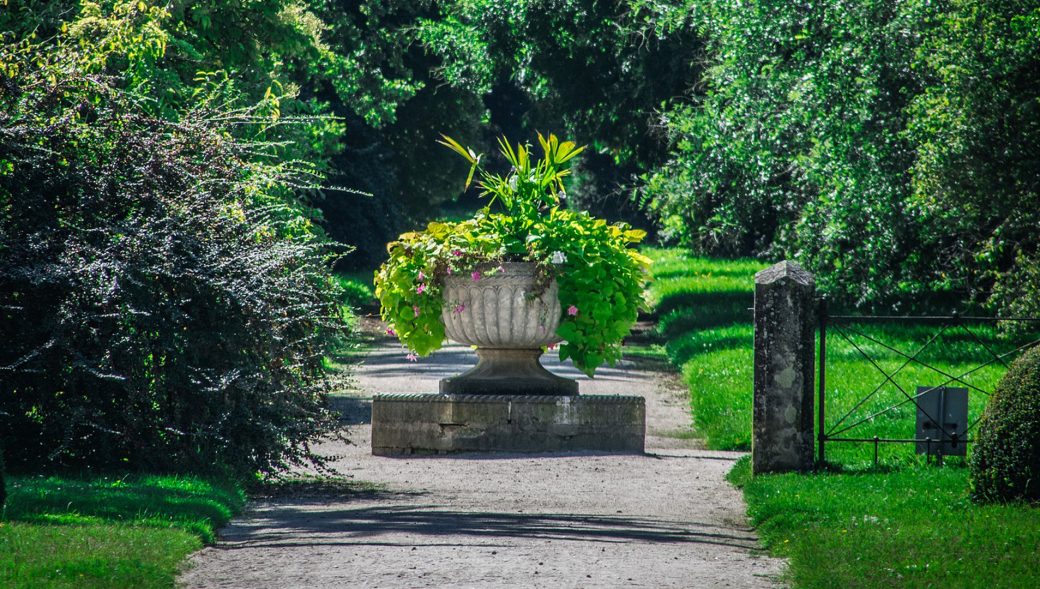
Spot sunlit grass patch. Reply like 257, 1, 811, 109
1, 474, 244, 589
644, 247, 1037, 464
729, 458, 1040, 589
651, 250, 1040, 589
644, 248, 761, 449
334, 271, 377, 311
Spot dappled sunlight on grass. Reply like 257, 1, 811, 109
653, 250, 1040, 589
644, 248, 762, 449
645, 247, 1038, 465
7, 475, 243, 542
335, 271, 377, 311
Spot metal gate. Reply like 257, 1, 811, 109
816, 299, 1040, 466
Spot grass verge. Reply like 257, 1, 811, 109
1, 474, 244, 589
645, 248, 761, 450
729, 457, 1040, 589
334, 271, 377, 311
649, 248, 1040, 588
645, 247, 1034, 465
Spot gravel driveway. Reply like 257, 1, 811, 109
180, 334, 785, 588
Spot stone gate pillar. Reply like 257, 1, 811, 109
752, 261, 815, 474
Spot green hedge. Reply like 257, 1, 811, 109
972, 346, 1040, 503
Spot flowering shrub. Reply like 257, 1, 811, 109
374, 134, 650, 376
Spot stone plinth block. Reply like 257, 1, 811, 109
753, 260, 816, 474
371, 394, 645, 455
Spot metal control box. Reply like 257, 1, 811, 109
915, 386, 968, 457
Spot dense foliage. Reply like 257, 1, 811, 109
640, 0, 1040, 312
2, 0, 1037, 474
413, 0, 702, 229
971, 346, 1040, 503
0, 444, 5, 513
317, 0, 1040, 314
0, 5, 345, 476
375, 135, 649, 375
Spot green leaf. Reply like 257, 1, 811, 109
437, 134, 477, 164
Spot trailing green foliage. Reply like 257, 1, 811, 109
730, 458, 1040, 589
0, 12, 345, 476
971, 346, 1040, 503
0, 474, 243, 589
376, 135, 650, 375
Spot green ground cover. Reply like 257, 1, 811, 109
647, 248, 1040, 588
645, 248, 763, 450
1, 475, 244, 589
729, 459, 1040, 589
335, 272, 377, 311
646, 248, 1034, 465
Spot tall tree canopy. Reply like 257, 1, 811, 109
639, 0, 1040, 312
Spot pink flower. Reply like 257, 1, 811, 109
453, 303, 466, 314
471, 271, 482, 281
417, 270, 425, 281
567, 304, 578, 316
406, 352, 418, 362
416, 283, 426, 294
446, 267, 453, 275
413, 305, 421, 317
496, 265, 505, 273
452, 249, 463, 257
385, 327, 396, 336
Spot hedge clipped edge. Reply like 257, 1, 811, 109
970, 345, 1040, 503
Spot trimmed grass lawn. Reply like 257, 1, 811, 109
729, 459, 1040, 589
645, 248, 762, 450
1, 474, 244, 589
647, 247, 1040, 588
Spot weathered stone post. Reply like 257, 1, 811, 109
753, 261, 815, 474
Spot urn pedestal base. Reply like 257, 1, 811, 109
371, 393, 645, 455
439, 348, 578, 396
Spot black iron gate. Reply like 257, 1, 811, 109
817, 299, 1040, 466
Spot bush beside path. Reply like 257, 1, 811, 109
179, 325, 784, 588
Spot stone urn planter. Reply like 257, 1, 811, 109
439, 262, 578, 395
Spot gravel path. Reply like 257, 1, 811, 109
180, 332, 785, 588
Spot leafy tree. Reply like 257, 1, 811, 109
0, 0, 480, 269
0, 7, 346, 476
641, 0, 1040, 312
908, 0, 1040, 315
414, 0, 704, 229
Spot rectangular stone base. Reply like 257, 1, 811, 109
371, 394, 645, 455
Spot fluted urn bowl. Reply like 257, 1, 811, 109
440, 262, 578, 395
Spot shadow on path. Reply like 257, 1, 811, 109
327, 395, 372, 425
216, 504, 763, 551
